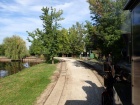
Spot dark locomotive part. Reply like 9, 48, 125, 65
102, 1, 140, 104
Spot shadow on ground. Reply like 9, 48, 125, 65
65, 81, 104, 105
72, 60, 132, 105
72, 60, 105, 77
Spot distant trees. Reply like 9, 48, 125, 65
3, 35, 28, 60
68, 22, 85, 56
57, 28, 70, 56
0, 44, 5, 56
27, 29, 43, 56
1, 1, 129, 64
84, 21, 98, 51
27, 6, 89, 63
26, 1, 129, 63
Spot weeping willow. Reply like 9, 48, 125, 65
3, 35, 28, 60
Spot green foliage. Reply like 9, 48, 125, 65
27, 7, 64, 63
0, 44, 5, 56
87, 0, 128, 62
27, 29, 44, 56
3, 35, 28, 60
68, 22, 85, 56
57, 28, 70, 55
40, 7, 64, 61
84, 21, 98, 51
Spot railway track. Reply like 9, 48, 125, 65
43, 60, 68, 105
36, 58, 105, 105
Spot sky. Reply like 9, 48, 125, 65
0, 0, 91, 48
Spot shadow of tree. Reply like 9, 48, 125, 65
72, 60, 105, 76
65, 81, 104, 105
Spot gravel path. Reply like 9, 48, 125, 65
36, 58, 104, 105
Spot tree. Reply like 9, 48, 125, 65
27, 7, 64, 64
3, 35, 28, 60
0, 44, 5, 56
87, 0, 127, 62
27, 29, 43, 56
84, 21, 98, 51
57, 28, 70, 56
68, 22, 85, 56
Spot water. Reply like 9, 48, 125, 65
0, 61, 40, 78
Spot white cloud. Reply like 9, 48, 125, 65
56, 0, 91, 28
0, 2, 18, 12
0, 17, 42, 32
0, 0, 91, 48
14, 0, 40, 6
54, 2, 73, 10
0, 16, 43, 48
29, 5, 43, 12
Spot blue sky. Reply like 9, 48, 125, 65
0, 0, 91, 48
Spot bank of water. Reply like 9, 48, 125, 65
0, 61, 41, 78
0, 63, 56, 105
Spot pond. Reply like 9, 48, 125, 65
0, 61, 41, 78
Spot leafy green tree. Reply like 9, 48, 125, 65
40, 7, 64, 64
87, 0, 127, 62
0, 44, 5, 56
68, 22, 85, 56
57, 28, 70, 56
27, 7, 63, 64
3, 35, 28, 60
27, 29, 43, 56
84, 21, 98, 51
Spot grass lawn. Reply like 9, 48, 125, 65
0, 63, 56, 105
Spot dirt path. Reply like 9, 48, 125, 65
36, 58, 104, 105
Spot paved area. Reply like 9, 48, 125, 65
36, 58, 104, 105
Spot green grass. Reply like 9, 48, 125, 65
0, 63, 56, 105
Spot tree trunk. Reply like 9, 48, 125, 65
52, 57, 54, 64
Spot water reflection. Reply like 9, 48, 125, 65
23, 62, 29, 68
0, 61, 40, 78
0, 70, 8, 77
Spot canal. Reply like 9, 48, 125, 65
0, 61, 41, 78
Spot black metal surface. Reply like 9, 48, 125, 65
115, 61, 131, 82
131, 3, 140, 105
103, 61, 132, 105
124, 0, 140, 10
